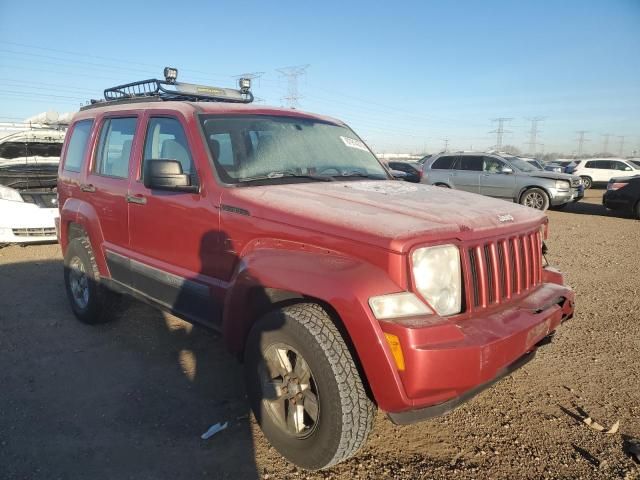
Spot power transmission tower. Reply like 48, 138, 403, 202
617, 136, 625, 157
490, 118, 512, 149
601, 133, 611, 154
443, 138, 449, 152
575, 131, 589, 157
525, 117, 544, 154
276, 64, 310, 109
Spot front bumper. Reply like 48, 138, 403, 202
378, 271, 575, 422
0, 201, 58, 244
550, 186, 582, 205
602, 191, 632, 211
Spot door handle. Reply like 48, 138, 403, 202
80, 183, 96, 193
126, 194, 147, 205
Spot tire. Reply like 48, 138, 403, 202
520, 188, 550, 211
244, 303, 375, 470
434, 183, 450, 188
63, 237, 119, 324
581, 176, 592, 189
635, 200, 640, 220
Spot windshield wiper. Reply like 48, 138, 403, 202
334, 171, 387, 179
238, 170, 334, 184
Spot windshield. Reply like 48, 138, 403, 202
505, 156, 538, 172
200, 115, 388, 184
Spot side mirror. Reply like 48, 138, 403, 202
501, 166, 514, 174
390, 169, 408, 180
625, 167, 632, 171
143, 159, 198, 192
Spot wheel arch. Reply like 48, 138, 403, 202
222, 247, 408, 410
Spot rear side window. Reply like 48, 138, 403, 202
457, 156, 483, 171
95, 117, 137, 178
63, 120, 93, 172
586, 160, 604, 169
143, 117, 194, 175
431, 156, 455, 169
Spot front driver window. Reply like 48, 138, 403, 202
143, 117, 195, 180
483, 157, 505, 173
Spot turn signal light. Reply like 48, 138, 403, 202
384, 333, 405, 371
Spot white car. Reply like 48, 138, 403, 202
0, 157, 60, 245
572, 158, 639, 189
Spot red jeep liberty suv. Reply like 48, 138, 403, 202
56, 69, 575, 470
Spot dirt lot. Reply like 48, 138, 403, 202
1, 188, 639, 480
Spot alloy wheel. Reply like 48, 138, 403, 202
524, 191, 545, 210
69, 256, 90, 309
259, 343, 320, 438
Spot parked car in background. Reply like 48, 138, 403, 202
0, 123, 66, 245
386, 160, 422, 183
522, 158, 544, 170
56, 69, 575, 470
422, 152, 583, 210
572, 158, 639, 189
543, 163, 564, 173
603, 175, 640, 219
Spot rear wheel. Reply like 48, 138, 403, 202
244, 303, 375, 470
520, 188, 550, 211
581, 176, 592, 189
63, 237, 119, 324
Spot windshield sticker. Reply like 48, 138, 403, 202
340, 136, 369, 152
336, 181, 418, 195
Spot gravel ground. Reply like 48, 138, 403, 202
0, 188, 638, 479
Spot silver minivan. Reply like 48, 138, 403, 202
421, 152, 584, 210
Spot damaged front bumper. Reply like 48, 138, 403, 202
0, 199, 58, 244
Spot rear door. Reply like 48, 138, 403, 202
126, 113, 223, 326
85, 115, 140, 278
451, 155, 482, 193
479, 156, 516, 199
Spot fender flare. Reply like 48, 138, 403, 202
60, 198, 108, 275
222, 245, 409, 410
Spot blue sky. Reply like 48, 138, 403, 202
1, 0, 638, 155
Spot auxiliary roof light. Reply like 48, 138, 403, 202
163, 67, 178, 83
238, 77, 251, 93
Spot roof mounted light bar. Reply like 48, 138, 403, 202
88, 67, 254, 108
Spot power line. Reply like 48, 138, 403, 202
576, 130, 589, 157
490, 118, 512, 149
276, 65, 310, 109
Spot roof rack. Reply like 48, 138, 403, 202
82, 67, 253, 110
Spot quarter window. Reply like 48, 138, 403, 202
143, 117, 194, 176
95, 117, 137, 178
431, 156, 455, 169
63, 120, 93, 172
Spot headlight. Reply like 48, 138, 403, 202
412, 244, 462, 316
0, 185, 24, 202
369, 292, 432, 320
555, 180, 570, 191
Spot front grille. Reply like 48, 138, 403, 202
467, 229, 543, 309
12, 227, 57, 237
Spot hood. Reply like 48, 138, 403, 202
525, 170, 578, 182
227, 181, 545, 253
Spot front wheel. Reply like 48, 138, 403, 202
520, 188, 550, 211
244, 303, 375, 470
581, 176, 592, 189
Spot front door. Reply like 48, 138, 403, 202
480, 156, 517, 199
126, 114, 223, 326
